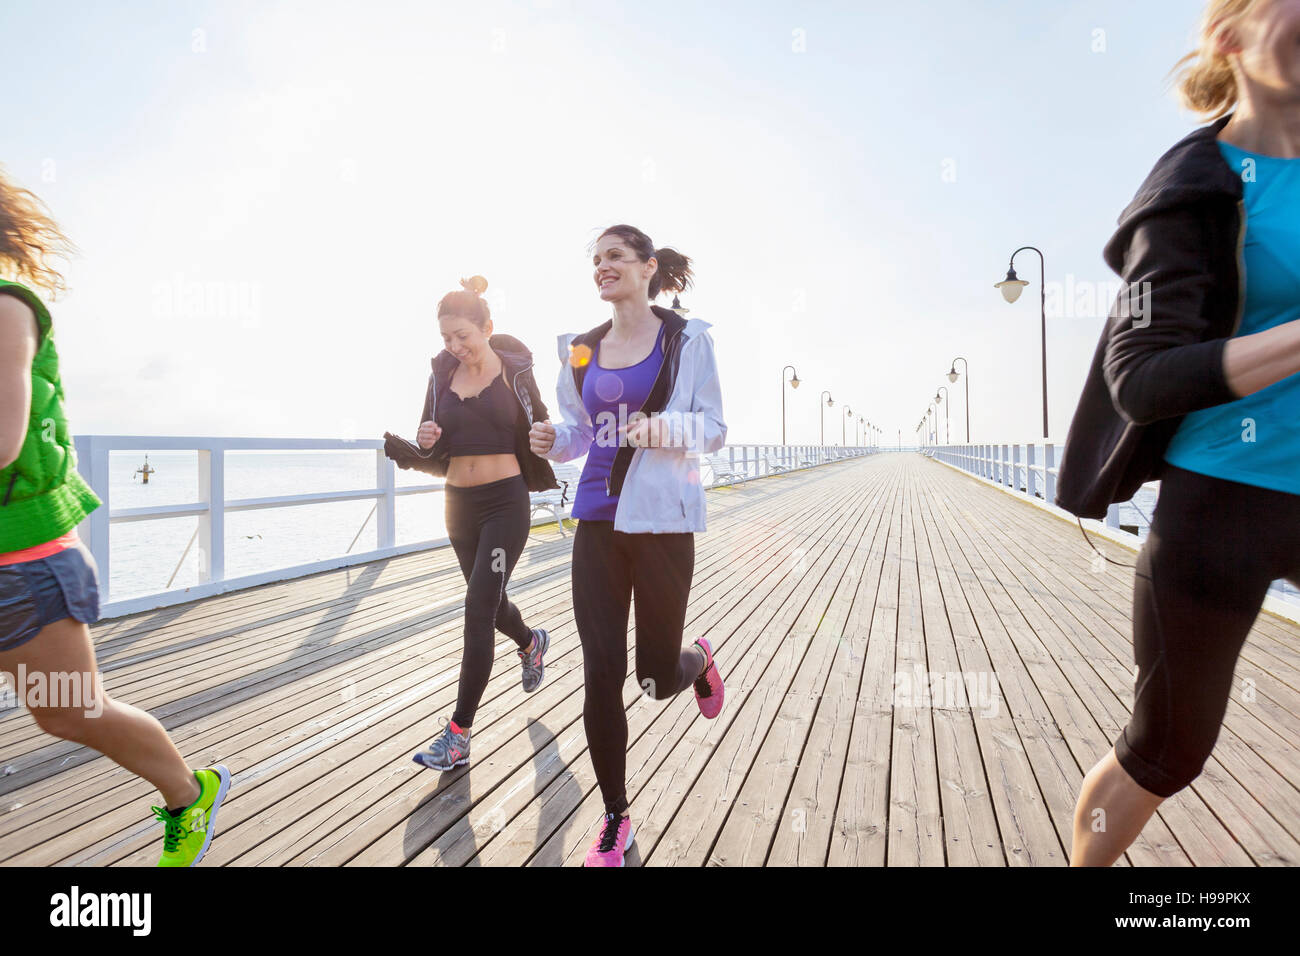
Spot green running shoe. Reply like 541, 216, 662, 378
153, 764, 231, 867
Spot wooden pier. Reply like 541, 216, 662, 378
1, 453, 1297, 866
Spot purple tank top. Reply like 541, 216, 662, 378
572, 323, 666, 521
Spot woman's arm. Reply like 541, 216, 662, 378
1222, 319, 1300, 398
0, 295, 38, 470
547, 349, 595, 462
1103, 206, 1241, 425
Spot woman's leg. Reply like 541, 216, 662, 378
572, 520, 635, 816
0, 617, 199, 809
489, 477, 537, 650
1071, 467, 1286, 866
627, 531, 702, 701
444, 483, 516, 730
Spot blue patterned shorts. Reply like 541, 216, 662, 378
0, 542, 101, 653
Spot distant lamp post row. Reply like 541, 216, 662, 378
995, 246, 1049, 439
782, 367, 881, 448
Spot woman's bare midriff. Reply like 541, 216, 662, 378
446, 453, 521, 488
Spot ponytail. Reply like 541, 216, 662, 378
0, 166, 72, 297
1171, 0, 1259, 118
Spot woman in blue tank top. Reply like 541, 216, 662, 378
1068, 0, 1300, 867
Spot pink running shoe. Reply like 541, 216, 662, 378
692, 637, 724, 719
584, 813, 635, 867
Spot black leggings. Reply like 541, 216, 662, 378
1116, 464, 1300, 797
444, 474, 534, 729
571, 520, 703, 817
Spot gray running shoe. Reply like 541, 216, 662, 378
412, 721, 470, 771
519, 628, 549, 693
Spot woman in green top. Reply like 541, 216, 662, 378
0, 168, 230, 867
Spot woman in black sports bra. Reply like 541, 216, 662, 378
384, 276, 559, 772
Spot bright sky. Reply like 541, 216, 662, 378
3, 0, 1214, 447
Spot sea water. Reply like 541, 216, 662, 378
103, 449, 449, 602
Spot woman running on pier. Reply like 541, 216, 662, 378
1057, 0, 1300, 866
385, 276, 559, 771
529, 225, 728, 866
0, 168, 230, 867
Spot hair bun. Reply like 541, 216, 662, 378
460, 275, 488, 296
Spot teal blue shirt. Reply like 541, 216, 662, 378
1163, 140, 1300, 493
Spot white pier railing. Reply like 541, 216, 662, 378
924, 441, 1300, 615
72, 437, 877, 619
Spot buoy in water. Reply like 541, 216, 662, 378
133, 455, 157, 484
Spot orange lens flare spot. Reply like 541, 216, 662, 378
569, 344, 592, 368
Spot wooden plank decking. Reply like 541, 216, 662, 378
1, 453, 1297, 866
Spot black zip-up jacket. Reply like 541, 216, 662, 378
1055, 115, 1246, 518
382, 333, 560, 493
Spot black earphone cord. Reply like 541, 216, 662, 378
1076, 497, 1153, 570
1071, 494, 1154, 567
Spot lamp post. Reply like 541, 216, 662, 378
842, 406, 852, 446
996, 246, 1049, 439
947, 356, 970, 442
820, 391, 834, 446
935, 386, 950, 444
781, 365, 800, 445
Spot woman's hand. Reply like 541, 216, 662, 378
417, 420, 442, 450
620, 415, 673, 449
529, 420, 556, 455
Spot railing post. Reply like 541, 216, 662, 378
376, 449, 396, 550
1026, 443, 1038, 498
1045, 443, 1057, 504
1012, 444, 1022, 492
197, 447, 225, 584
74, 436, 111, 605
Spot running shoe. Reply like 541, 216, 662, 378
154, 764, 231, 867
584, 812, 635, 867
692, 637, 724, 719
519, 628, 549, 693
412, 720, 471, 771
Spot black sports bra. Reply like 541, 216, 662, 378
437, 371, 518, 456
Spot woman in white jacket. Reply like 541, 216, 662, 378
529, 224, 727, 867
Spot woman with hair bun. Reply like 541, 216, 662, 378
529, 225, 728, 866
1056, 0, 1300, 865
385, 276, 559, 772
0, 167, 231, 866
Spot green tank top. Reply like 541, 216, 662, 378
0, 279, 101, 551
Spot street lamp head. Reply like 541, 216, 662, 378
996, 267, 1029, 304
670, 294, 689, 316
934, 392, 942, 404
947, 367, 959, 383
790, 375, 800, 389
